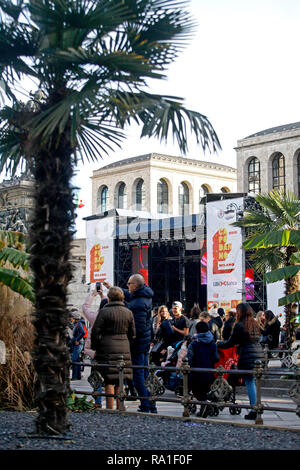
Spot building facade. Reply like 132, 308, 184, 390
91, 153, 237, 216
235, 122, 300, 196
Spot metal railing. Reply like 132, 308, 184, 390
70, 352, 300, 426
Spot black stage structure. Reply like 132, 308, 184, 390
84, 193, 266, 313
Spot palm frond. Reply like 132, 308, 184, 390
0, 246, 29, 270
0, 229, 25, 246
243, 229, 300, 250
249, 246, 284, 273
264, 265, 300, 284
0, 267, 34, 302
278, 291, 300, 307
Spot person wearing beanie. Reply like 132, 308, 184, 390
70, 309, 86, 380
187, 320, 219, 418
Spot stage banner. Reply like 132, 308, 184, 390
85, 216, 114, 285
206, 197, 244, 312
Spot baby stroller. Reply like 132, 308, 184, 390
154, 341, 183, 392
154, 341, 197, 414
205, 346, 242, 417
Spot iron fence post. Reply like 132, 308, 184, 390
263, 344, 269, 371
181, 357, 191, 418
253, 360, 264, 425
117, 355, 126, 412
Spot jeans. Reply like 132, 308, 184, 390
71, 342, 84, 379
244, 375, 257, 406
95, 385, 102, 405
131, 346, 156, 412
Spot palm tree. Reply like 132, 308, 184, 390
234, 190, 300, 346
0, 1, 221, 434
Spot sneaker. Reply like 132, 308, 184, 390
94, 403, 102, 409
137, 407, 149, 413
150, 407, 158, 414
244, 411, 257, 420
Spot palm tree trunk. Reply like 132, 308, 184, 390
29, 136, 75, 434
284, 246, 299, 347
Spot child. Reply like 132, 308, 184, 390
187, 321, 219, 417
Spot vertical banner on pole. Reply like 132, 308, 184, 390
85, 216, 115, 285
206, 197, 244, 312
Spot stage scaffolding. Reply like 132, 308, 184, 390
84, 193, 266, 314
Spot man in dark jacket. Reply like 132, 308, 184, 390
123, 274, 156, 413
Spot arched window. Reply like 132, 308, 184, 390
221, 187, 230, 193
97, 186, 108, 213
135, 178, 145, 211
272, 153, 285, 192
117, 182, 127, 209
157, 179, 169, 213
248, 157, 261, 194
298, 153, 300, 198
178, 182, 189, 215
200, 184, 209, 197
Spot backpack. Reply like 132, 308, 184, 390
80, 320, 88, 339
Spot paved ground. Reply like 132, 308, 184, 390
71, 361, 300, 432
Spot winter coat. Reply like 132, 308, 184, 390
218, 321, 264, 371
260, 316, 281, 349
122, 285, 154, 352
155, 318, 174, 345
72, 320, 85, 346
187, 331, 219, 391
222, 317, 235, 341
91, 301, 136, 385
209, 312, 223, 341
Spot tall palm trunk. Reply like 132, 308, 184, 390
29, 132, 75, 434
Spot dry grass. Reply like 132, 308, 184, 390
0, 309, 36, 410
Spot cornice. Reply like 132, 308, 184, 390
91, 152, 236, 178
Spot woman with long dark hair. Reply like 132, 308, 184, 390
217, 303, 264, 420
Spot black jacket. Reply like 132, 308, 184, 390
218, 321, 264, 370
260, 316, 281, 349
222, 317, 235, 341
122, 285, 154, 351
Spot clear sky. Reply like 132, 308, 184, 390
2, 0, 300, 238
73, 0, 300, 238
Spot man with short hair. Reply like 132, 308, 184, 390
124, 274, 156, 413
170, 301, 189, 346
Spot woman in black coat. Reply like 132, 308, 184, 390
217, 303, 264, 421
91, 286, 136, 410
260, 310, 281, 349
222, 310, 236, 340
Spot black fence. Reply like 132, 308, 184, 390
70, 349, 300, 426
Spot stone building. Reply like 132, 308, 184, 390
91, 152, 237, 216
0, 173, 89, 311
0, 173, 35, 233
235, 121, 300, 196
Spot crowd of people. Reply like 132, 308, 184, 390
67, 274, 299, 421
